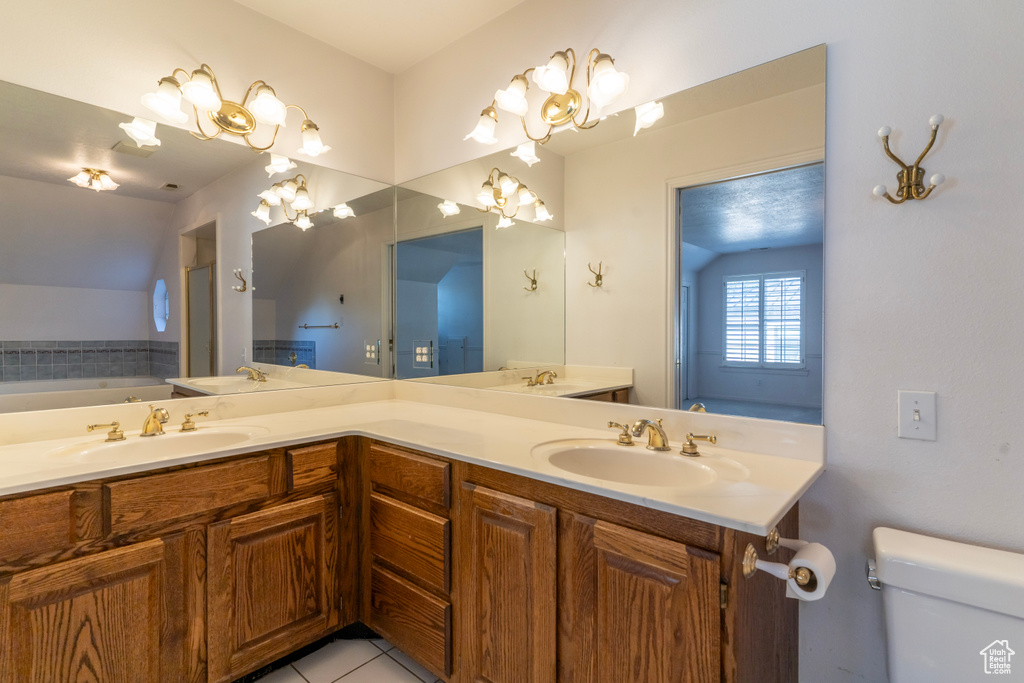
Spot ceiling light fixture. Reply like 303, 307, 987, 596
118, 117, 161, 148
140, 63, 330, 155
476, 168, 552, 224
68, 168, 119, 192
467, 48, 629, 146
438, 200, 461, 217
510, 141, 541, 167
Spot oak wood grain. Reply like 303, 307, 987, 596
289, 442, 339, 490
370, 492, 450, 594
369, 441, 451, 512
458, 483, 557, 683
0, 490, 74, 564
369, 564, 451, 678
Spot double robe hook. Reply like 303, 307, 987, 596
873, 115, 947, 204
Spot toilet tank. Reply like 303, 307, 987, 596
873, 527, 1024, 682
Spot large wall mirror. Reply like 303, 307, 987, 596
0, 80, 393, 413
395, 45, 825, 423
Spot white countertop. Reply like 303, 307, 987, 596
0, 386, 824, 535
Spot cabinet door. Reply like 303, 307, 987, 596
560, 513, 721, 683
0, 539, 173, 683
207, 494, 339, 683
457, 483, 557, 683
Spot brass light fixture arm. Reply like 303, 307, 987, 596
570, 48, 603, 131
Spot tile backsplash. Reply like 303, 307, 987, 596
0, 340, 180, 382
253, 340, 316, 368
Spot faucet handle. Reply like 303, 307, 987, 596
681, 433, 717, 457
607, 421, 634, 446
181, 410, 209, 432
87, 421, 125, 442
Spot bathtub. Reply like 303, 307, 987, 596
0, 377, 173, 414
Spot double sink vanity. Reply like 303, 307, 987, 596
0, 380, 823, 683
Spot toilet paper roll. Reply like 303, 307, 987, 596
785, 542, 836, 601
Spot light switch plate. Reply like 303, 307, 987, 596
898, 390, 937, 440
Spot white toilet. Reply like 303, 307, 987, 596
872, 527, 1024, 681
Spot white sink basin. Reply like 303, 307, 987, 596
184, 376, 308, 394
45, 426, 270, 462
532, 438, 720, 489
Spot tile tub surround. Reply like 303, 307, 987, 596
254, 340, 316, 368
0, 379, 824, 535
0, 340, 179, 381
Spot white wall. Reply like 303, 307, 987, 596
0, 284, 147, 340
395, 2, 1024, 680
0, 0, 395, 183
695, 245, 823, 407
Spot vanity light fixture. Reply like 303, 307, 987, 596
476, 167, 552, 223
253, 173, 315, 228
332, 203, 356, 219
510, 141, 541, 167
466, 48, 629, 146
438, 199, 461, 217
265, 154, 297, 177
873, 115, 946, 204
140, 63, 330, 156
118, 117, 161, 148
634, 100, 664, 135
294, 211, 314, 231
68, 168, 119, 192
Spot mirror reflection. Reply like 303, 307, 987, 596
0, 80, 392, 413
395, 45, 825, 423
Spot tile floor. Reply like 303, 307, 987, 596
256, 638, 442, 683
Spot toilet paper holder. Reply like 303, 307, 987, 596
742, 543, 815, 588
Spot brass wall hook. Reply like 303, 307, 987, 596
231, 268, 248, 292
524, 269, 538, 291
587, 262, 603, 287
873, 114, 947, 203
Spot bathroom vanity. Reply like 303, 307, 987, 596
0, 390, 815, 683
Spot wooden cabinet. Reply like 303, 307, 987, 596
559, 513, 721, 683
207, 494, 340, 683
457, 483, 557, 683
0, 538, 183, 683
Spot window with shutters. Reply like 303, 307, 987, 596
723, 272, 804, 368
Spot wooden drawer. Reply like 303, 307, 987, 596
370, 564, 451, 678
105, 454, 287, 536
288, 441, 338, 490
0, 490, 74, 563
370, 493, 449, 593
369, 442, 450, 510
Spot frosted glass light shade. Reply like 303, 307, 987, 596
251, 200, 272, 225
511, 141, 540, 167
118, 117, 161, 148
477, 181, 497, 208
291, 185, 312, 211
534, 200, 553, 221
249, 85, 287, 126
465, 108, 498, 144
498, 172, 519, 197
97, 173, 118, 191
517, 186, 535, 205
533, 52, 570, 94
298, 120, 331, 156
438, 200, 461, 217
495, 75, 529, 116
265, 154, 296, 177
634, 100, 664, 135
333, 203, 355, 219
142, 78, 188, 124
258, 189, 282, 206
181, 68, 222, 111
496, 216, 515, 229
68, 170, 92, 188
279, 179, 298, 203
294, 211, 313, 230
588, 54, 629, 107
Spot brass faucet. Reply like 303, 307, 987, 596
87, 421, 125, 442
631, 418, 671, 451
140, 406, 170, 437
525, 370, 558, 386
236, 365, 267, 382
180, 411, 209, 432
607, 421, 635, 446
